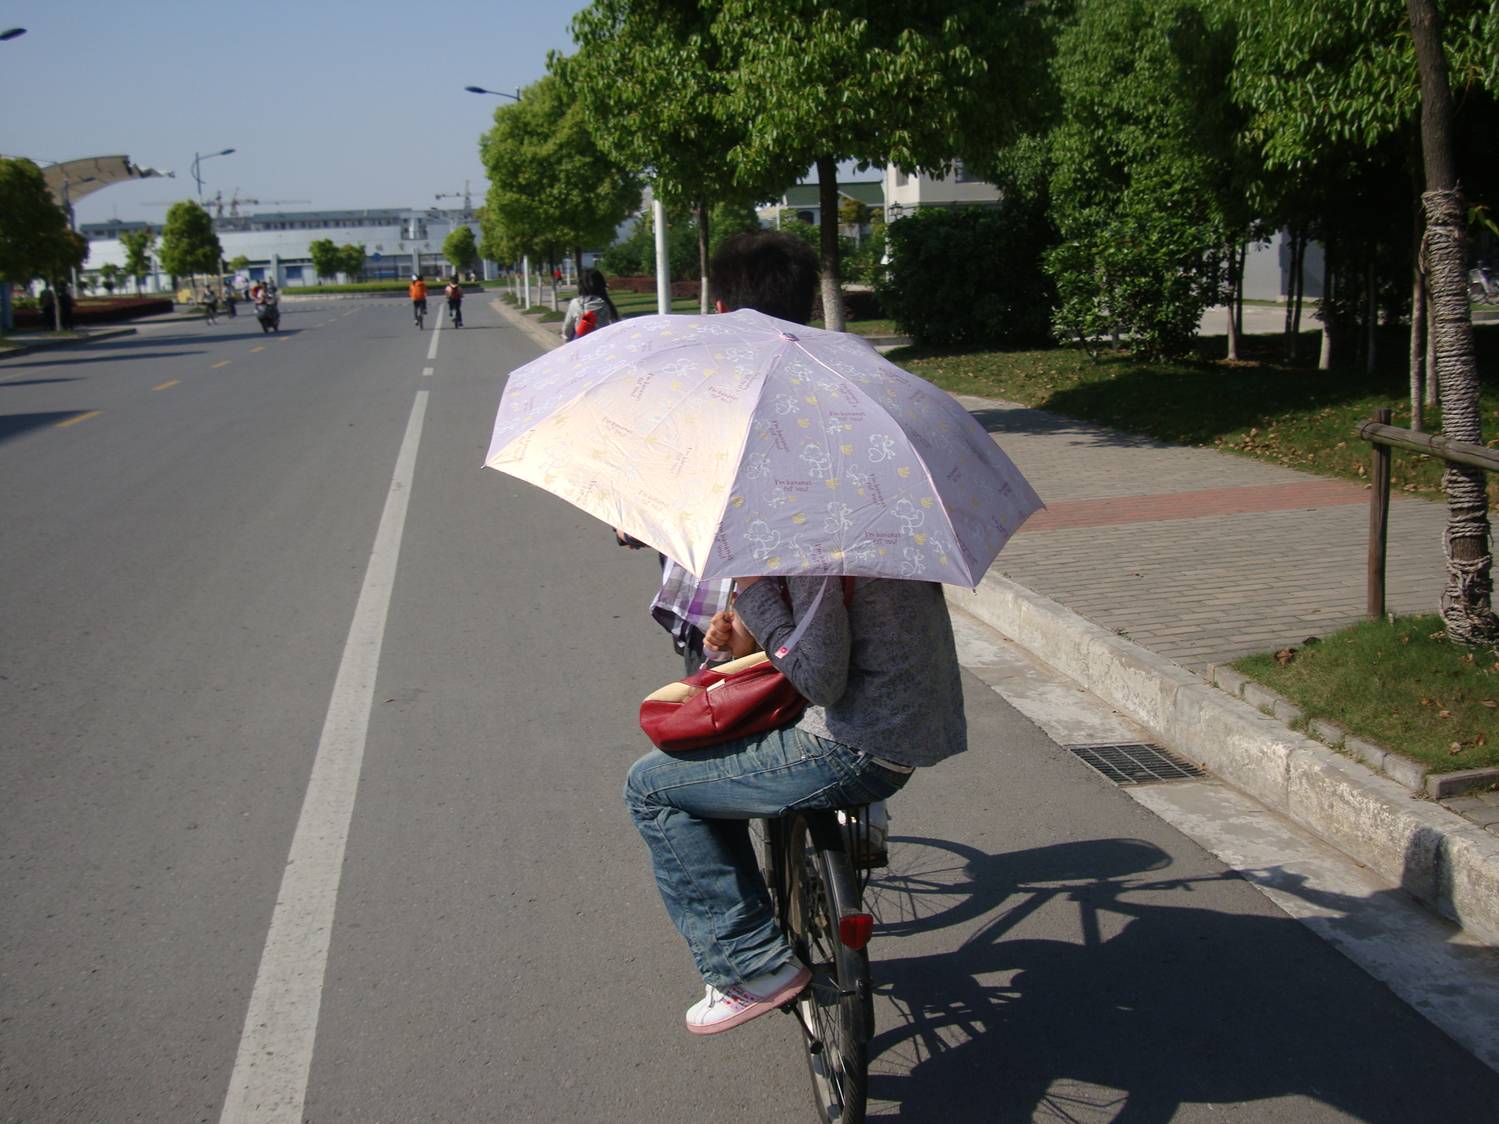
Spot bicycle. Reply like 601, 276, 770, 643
447, 298, 463, 328
413, 298, 427, 329
757, 804, 882, 1124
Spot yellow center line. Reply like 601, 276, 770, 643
153, 379, 180, 391
55, 410, 102, 428
212, 360, 231, 369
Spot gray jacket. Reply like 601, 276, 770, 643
733, 576, 967, 768
561, 295, 614, 340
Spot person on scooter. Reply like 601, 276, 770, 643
444, 276, 464, 327
409, 274, 428, 326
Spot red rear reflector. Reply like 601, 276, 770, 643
838, 913, 874, 950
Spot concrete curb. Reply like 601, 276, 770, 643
950, 572, 1499, 946
0, 326, 138, 359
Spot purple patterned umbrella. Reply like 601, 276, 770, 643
485, 309, 1043, 587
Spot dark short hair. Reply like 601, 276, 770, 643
709, 230, 818, 325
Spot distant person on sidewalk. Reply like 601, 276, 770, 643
561, 269, 619, 341
57, 283, 74, 331
38, 285, 55, 328
623, 229, 965, 1035
202, 286, 219, 325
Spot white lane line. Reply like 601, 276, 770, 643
421, 366, 434, 377
426, 308, 442, 361
219, 390, 430, 1124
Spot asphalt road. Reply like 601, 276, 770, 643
2, 296, 1496, 1123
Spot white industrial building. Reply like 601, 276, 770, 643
79, 207, 491, 292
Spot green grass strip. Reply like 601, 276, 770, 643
1234, 615, 1499, 772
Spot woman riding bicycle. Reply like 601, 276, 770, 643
623, 231, 968, 1036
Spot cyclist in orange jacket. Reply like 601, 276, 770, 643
409, 275, 428, 327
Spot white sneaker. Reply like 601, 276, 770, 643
684, 961, 811, 1036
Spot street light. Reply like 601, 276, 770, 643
191, 147, 236, 200
464, 85, 521, 102
0, 27, 26, 41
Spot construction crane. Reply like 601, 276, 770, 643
142, 191, 312, 220
435, 181, 473, 218
218, 189, 311, 218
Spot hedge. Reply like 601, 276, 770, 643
10, 296, 174, 328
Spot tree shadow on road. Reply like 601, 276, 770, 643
0, 411, 95, 445
862, 836, 1499, 1122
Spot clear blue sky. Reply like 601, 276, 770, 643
1, 0, 868, 227
0, 0, 587, 224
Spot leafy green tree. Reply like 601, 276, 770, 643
442, 226, 479, 277
308, 238, 341, 282
716, 0, 1031, 329
0, 156, 80, 328
228, 254, 250, 273
157, 201, 222, 283
337, 244, 366, 281
478, 73, 641, 276
120, 227, 156, 295
1044, 0, 1247, 359
1230, 0, 1498, 640
99, 263, 122, 294
562, 0, 771, 311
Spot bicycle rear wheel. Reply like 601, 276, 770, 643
780, 813, 871, 1124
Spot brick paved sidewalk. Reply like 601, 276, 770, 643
963, 395, 1448, 672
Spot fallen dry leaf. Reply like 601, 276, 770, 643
1439, 710, 1454, 718
1450, 742, 1465, 754
1481, 700, 1497, 709
1274, 648, 1296, 666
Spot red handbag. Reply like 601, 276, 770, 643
639, 651, 807, 752
637, 578, 853, 753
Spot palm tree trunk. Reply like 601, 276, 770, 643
1408, 0, 1497, 642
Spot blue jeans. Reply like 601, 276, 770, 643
624, 727, 910, 990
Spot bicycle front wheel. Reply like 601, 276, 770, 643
782, 813, 871, 1124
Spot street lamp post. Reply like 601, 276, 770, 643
191, 148, 236, 200
464, 85, 522, 102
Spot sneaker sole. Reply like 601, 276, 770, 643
686, 965, 812, 1036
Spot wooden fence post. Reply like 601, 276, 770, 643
1367, 407, 1393, 619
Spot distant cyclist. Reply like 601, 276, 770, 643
444, 276, 464, 327
409, 274, 428, 327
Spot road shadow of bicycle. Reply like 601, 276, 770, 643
861, 836, 1499, 1122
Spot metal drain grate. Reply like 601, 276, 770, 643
1068, 743, 1206, 785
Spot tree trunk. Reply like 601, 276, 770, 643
816, 155, 845, 332
573, 247, 584, 283
1408, 0, 1497, 642
1235, 242, 1247, 339
1318, 246, 1334, 370
696, 200, 711, 315
1226, 243, 1241, 361
1288, 231, 1306, 361
1410, 258, 1427, 432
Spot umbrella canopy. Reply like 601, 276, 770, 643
485, 309, 1043, 587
